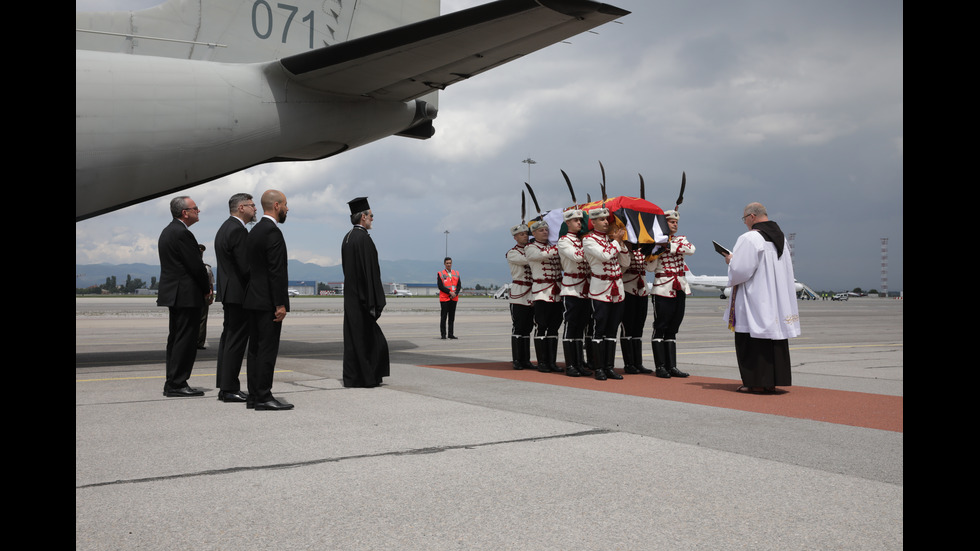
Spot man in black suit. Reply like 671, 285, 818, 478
214, 193, 257, 403
244, 190, 293, 410
157, 196, 212, 397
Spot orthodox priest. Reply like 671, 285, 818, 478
724, 202, 801, 393
341, 197, 389, 388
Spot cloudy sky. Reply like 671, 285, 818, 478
75, 0, 903, 292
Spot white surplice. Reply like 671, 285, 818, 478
724, 231, 801, 340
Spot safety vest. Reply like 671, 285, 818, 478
439, 269, 459, 302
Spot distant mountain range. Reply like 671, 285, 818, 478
75, 259, 510, 290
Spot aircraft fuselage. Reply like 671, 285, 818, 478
75, 0, 630, 221
75, 49, 432, 220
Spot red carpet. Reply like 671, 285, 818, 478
421, 362, 902, 433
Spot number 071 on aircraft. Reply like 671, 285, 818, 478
75, 0, 629, 221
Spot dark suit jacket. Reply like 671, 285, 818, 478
214, 216, 250, 304
244, 216, 289, 312
157, 219, 210, 308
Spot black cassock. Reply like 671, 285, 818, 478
341, 226, 390, 387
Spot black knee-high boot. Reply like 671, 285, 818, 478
665, 340, 689, 377
621, 337, 638, 374
575, 340, 592, 376
520, 336, 534, 370
604, 339, 623, 380
584, 339, 596, 375
592, 340, 606, 380
534, 337, 550, 372
652, 339, 670, 378
562, 339, 581, 377
511, 336, 523, 370
549, 337, 562, 372
633, 338, 652, 374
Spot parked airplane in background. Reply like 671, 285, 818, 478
388, 283, 413, 297
75, 0, 629, 221
683, 270, 733, 299
653, 266, 813, 299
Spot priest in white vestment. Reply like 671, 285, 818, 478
724, 203, 801, 393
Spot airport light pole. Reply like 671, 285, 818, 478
522, 157, 536, 184
444, 230, 450, 257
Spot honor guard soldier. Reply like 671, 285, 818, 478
525, 217, 564, 372
557, 208, 593, 377
506, 223, 534, 370
621, 243, 653, 374
647, 210, 695, 378
582, 207, 630, 380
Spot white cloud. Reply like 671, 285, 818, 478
76, 0, 903, 291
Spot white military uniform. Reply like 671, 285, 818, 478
622, 248, 648, 297
526, 239, 562, 303
647, 235, 695, 298
526, 234, 563, 371
582, 228, 630, 379
558, 228, 591, 376
620, 247, 650, 373
506, 233, 534, 370
557, 233, 589, 298
582, 231, 629, 303
646, 233, 696, 377
506, 243, 532, 307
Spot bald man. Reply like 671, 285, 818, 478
243, 190, 293, 410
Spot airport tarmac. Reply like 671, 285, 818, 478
76, 296, 903, 550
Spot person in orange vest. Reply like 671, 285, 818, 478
438, 257, 461, 339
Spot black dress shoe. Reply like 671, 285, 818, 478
254, 397, 294, 410
163, 386, 205, 397
218, 390, 249, 403
448, 335, 458, 339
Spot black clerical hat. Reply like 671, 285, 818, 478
348, 197, 370, 214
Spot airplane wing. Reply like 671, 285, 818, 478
278, 0, 630, 101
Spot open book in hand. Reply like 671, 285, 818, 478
712, 241, 731, 257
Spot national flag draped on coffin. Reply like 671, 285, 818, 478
576, 196, 670, 254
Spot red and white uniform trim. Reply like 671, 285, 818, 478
506, 244, 532, 306
557, 233, 589, 298
622, 248, 648, 297
526, 240, 562, 303
646, 235, 695, 298
582, 231, 629, 303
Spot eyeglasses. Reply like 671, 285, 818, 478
243, 203, 256, 209
741, 213, 754, 221
183, 206, 200, 212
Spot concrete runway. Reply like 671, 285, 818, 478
76, 296, 903, 550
